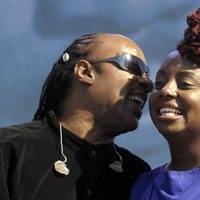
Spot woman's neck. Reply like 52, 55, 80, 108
168, 136, 200, 170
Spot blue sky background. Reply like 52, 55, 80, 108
0, 0, 199, 168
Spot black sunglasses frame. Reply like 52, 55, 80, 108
91, 53, 149, 77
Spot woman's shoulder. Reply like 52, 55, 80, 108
129, 165, 165, 200
137, 165, 164, 181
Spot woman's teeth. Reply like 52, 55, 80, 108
160, 107, 182, 116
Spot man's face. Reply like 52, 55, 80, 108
88, 34, 153, 135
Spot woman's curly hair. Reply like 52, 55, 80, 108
177, 7, 200, 65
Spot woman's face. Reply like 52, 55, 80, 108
149, 50, 200, 138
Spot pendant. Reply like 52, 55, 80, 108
54, 160, 69, 175
109, 161, 123, 173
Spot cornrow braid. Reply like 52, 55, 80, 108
177, 7, 200, 65
33, 33, 100, 120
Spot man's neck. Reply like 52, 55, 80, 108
59, 110, 114, 145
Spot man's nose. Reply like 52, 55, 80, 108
138, 75, 153, 93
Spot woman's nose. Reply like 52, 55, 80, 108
160, 81, 177, 98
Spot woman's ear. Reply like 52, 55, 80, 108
74, 60, 95, 84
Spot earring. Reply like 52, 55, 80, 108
63, 52, 70, 62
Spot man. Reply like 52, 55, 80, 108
0, 33, 153, 200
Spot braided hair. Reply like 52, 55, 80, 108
177, 7, 200, 65
33, 33, 101, 120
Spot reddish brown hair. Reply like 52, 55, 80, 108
177, 7, 200, 65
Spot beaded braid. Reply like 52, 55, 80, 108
177, 7, 200, 65
33, 34, 99, 120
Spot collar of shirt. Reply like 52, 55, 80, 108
45, 111, 115, 164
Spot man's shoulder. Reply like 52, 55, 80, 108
115, 145, 148, 163
115, 145, 151, 171
0, 120, 49, 144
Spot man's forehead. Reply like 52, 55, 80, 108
92, 40, 139, 58
120, 45, 138, 56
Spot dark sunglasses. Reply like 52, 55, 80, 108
91, 53, 149, 77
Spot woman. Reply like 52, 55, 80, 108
130, 7, 200, 200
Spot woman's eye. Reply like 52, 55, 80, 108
154, 80, 165, 89
178, 81, 193, 89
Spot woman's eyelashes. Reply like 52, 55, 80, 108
177, 81, 194, 89
154, 80, 166, 89
154, 79, 194, 90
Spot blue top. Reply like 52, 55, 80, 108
129, 165, 200, 200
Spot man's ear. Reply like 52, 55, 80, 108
74, 60, 95, 84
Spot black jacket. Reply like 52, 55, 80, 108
0, 115, 150, 200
